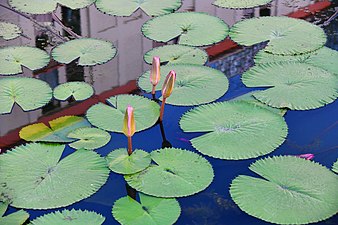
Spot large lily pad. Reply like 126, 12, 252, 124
0, 202, 29, 225
144, 44, 208, 65
138, 64, 229, 106
333, 159, 338, 173
180, 101, 288, 160
229, 16, 326, 55
53, 82, 94, 101
106, 148, 151, 175
242, 62, 338, 110
0, 22, 22, 40
230, 156, 338, 224
86, 95, 160, 133
125, 148, 214, 197
0, 46, 50, 75
52, 38, 117, 66
0, 77, 52, 114
19, 116, 91, 143
96, 0, 182, 16
142, 12, 229, 47
213, 0, 272, 9
0, 143, 109, 209
29, 209, 105, 225
112, 193, 180, 225
68, 127, 111, 150
9, 0, 95, 14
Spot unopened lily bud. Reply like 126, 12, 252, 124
161, 70, 176, 99
150, 56, 161, 87
123, 105, 135, 137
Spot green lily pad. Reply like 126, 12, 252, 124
52, 38, 117, 66
138, 64, 229, 106
0, 143, 109, 209
333, 159, 338, 173
106, 148, 151, 174
86, 94, 160, 133
29, 209, 105, 225
229, 16, 326, 55
53, 82, 94, 101
180, 101, 288, 160
0, 46, 50, 75
254, 47, 338, 75
0, 77, 52, 114
213, 0, 272, 9
68, 127, 111, 150
0, 22, 22, 40
0, 202, 29, 225
230, 156, 338, 224
19, 116, 91, 143
125, 148, 214, 197
95, 0, 182, 16
242, 62, 338, 110
9, 0, 95, 14
142, 12, 229, 46
144, 44, 208, 65
112, 193, 180, 225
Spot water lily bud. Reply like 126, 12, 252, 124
150, 56, 161, 86
161, 70, 176, 99
123, 105, 135, 137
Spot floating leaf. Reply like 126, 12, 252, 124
242, 62, 338, 110
9, 0, 95, 14
52, 38, 117, 66
180, 101, 288, 160
53, 82, 94, 101
68, 127, 111, 150
29, 209, 105, 225
86, 95, 160, 133
112, 193, 180, 225
254, 47, 338, 75
213, 0, 272, 9
144, 44, 208, 65
0, 143, 109, 209
138, 64, 229, 106
125, 148, 214, 197
229, 16, 326, 55
142, 12, 229, 46
96, 0, 182, 16
0, 202, 29, 225
230, 156, 338, 224
0, 22, 22, 40
0, 77, 52, 114
19, 116, 91, 143
0, 46, 50, 75
333, 159, 338, 173
106, 148, 151, 174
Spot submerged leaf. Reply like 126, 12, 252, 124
213, 0, 272, 9
68, 127, 111, 150
53, 82, 94, 101
0, 22, 22, 40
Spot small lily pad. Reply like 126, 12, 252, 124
106, 148, 151, 174
0, 202, 29, 225
67, 127, 111, 150
53, 82, 94, 101
52, 38, 117, 66
144, 44, 208, 65
142, 12, 229, 46
125, 148, 214, 197
213, 0, 272, 9
0, 22, 22, 40
333, 159, 338, 173
0, 46, 50, 75
112, 193, 180, 225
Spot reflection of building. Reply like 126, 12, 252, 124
0, 0, 321, 136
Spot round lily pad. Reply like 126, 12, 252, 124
0, 22, 22, 40
96, 0, 182, 16
242, 62, 338, 110
29, 209, 105, 225
144, 44, 208, 65
138, 64, 229, 106
213, 0, 272, 9
0, 202, 29, 225
0, 46, 50, 75
106, 148, 151, 174
125, 148, 214, 197
51, 38, 117, 66
230, 156, 338, 224
142, 12, 229, 46
53, 82, 94, 101
9, 0, 95, 14
86, 94, 160, 133
68, 127, 111, 150
333, 159, 338, 173
229, 16, 326, 55
180, 101, 288, 160
0, 77, 52, 114
19, 116, 91, 143
112, 193, 180, 225
0, 143, 109, 209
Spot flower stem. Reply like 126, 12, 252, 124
127, 136, 133, 155
160, 98, 167, 121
